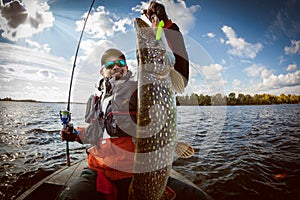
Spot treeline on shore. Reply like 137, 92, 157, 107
0, 97, 83, 104
0, 97, 38, 102
2, 93, 300, 106
176, 93, 300, 106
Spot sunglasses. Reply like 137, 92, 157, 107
104, 60, 126, 69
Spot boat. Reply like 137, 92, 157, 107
16, 159, 212, 200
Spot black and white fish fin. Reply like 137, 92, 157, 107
174, 141, 194, 158
170, 68, 185, 94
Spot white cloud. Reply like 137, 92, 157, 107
201, 63, 225, 80
25, 39, 50, 53
76, 6, 114, 39
262, 70, 300, 89
0, 42, 71, 101
207, 32, 215, 38
20, 85, 64, 102
244, 64, 273, 79
78, 6, 132, 40
232, 79, 241, 86
241, 63, 300, 94
0, 0, 54, 41
0, 77, 13, 82
180, 61, 227, 96
286, 63, 297, 71
132, 0, 200, 35
72, 5, 135, 71
113, 18, 132, 32
221, 25, 263, 59
284, 40, 300, 55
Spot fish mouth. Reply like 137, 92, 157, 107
134, 18, 156, 40
134, 18, 150, 29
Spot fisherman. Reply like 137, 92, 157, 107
143, 1, 189, 87
60, 48, 137, 200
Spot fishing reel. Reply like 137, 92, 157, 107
60, 110, 70, 128
59, 110, 78, 166
59, 110, 78, 135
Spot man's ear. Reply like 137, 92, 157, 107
100, 68, 104, 76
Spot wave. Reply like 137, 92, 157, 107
25, 128, 60, 134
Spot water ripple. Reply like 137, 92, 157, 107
1, 102, 300, 200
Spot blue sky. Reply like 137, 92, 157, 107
0, 0, 299, 102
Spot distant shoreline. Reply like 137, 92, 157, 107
0, 98, 39, 103
1, 93, 300, 106
0, 98, 83, 104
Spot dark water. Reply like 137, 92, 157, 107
0, 102, 300, 200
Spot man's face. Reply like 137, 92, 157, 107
102, 56, 128, 80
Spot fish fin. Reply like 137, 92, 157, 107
161, 186, 176, 200
174, 141, 194, 158
170, 69, 185, 93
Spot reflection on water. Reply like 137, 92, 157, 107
0, 102, 300, 199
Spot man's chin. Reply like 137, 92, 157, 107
112, 73, 123, 80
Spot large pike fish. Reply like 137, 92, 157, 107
128, 18, 185, 200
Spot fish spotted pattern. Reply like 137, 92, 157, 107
128, 18, 184, 200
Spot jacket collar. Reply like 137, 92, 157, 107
164, 19, 173, 29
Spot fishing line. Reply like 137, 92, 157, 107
63, 0, 95, 166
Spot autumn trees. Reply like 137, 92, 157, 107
176, 93, 300, 106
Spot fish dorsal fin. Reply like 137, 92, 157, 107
170, 69, 185, 94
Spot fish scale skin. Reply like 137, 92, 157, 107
128, 18, 177, 200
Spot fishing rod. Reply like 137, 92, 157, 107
60, 0, 95, 166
